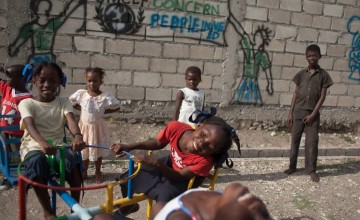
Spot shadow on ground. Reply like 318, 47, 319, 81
215, 159, 360, 183
280, 216, 315, 220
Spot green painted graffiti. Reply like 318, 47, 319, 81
228, 5, 274, 105
152, 0, 220, 16
8, 0, 85, 66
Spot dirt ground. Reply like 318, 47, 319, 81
0, 120, 360, 220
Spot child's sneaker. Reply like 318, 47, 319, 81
0, 179, 10, 191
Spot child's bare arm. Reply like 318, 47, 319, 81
104, 107, 120, 114
111, 139, 167, 154
73, 104, 81, 111
173, 90, 184, 120
312, 87, 327, 115
65, 112, 86, 151
303, 87, 327, 126
287, 85, 299, 127
135, 155, 196, 181
157, 162, 196, 181
289, 85, 298, 115
22, 117, 57, 155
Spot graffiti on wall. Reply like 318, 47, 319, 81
7, 0, 274, 105
94, 0, 145, 34
227, 7, 273, 105
347, 15, 360, 81
92, 0, 227, 44
7, 0, 85, 66
147, 0, 227, 45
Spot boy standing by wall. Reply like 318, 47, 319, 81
173, 66, 205, 127
284, 44, 333, 182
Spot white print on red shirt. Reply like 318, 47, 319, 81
171, 148, 184, 169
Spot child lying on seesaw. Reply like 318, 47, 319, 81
111, 109, 241, 217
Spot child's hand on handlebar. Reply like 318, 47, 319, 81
40, 141, 57, 155
111, 143, 129, 156
71, 136, 86, 152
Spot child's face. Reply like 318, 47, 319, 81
185, 72, 201, 90
5, 66, 23, 88
176, 183, 271, 220
86, 71, 102, 93
189, 124, 225, 156
33, 67, 60, 102
306, 50, 320, 67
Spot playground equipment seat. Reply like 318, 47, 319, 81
0, 115, 69, 186
0, 114, 22, 186
112, 151, 229, 220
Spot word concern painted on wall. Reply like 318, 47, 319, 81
87, 0, 227, 45
149, 14, 225, 41
148, 0, 227, 45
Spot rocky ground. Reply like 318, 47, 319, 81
0, 119, 359, 220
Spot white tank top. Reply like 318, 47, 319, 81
154, 188, 210, 220
178, 87, 205, 127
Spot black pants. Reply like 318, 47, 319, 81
118, 156, 204, 202
289, 108, 320, 174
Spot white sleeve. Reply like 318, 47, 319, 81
105, 93, 120, 109
69, 89, 85, 105
18, 99, 34, 130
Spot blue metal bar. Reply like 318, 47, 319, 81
86, 145, 110, 150
4, 138, 22, 144
66, 206, 102, 220
0, 125, 20, 132
49, 180, 92, 220
51, 189, 57, 212
0, 114, 20, 118
127, 156, 134, 199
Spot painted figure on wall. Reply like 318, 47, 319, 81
94, 0, 145, 34
347, 15, 360, 81
227, 7, 273, 105
7, 0, 85, 66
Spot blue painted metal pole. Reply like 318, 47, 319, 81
66, 206, 102, 220
127, 156, 134, 199
49, 180, 92, 220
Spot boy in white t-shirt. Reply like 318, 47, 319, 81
173, 66, 205, 127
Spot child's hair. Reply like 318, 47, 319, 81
33, 62, 67, 87
191, 108, 241, 167
85, 67, 105, 80
185, 66, 202, 78
0, 64, 24, 77
201, 116, 241, 161
306, 44, 321, 58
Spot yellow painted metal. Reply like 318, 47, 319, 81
100, 158, 222, 219
187, 167, 221, 190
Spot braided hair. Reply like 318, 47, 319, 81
190, 108, 241, 168
85, 67, 105, 80
32, 62, 67, 93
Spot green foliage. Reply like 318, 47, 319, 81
336, 134, 356, 144
325, 213, 336, 220
146, 135, 155, 141
292, 195, 315, 210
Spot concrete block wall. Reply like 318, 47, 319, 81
0, 0, 359, 109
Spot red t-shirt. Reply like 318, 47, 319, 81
157, 121, 214, 177
0, 81, 32, 136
